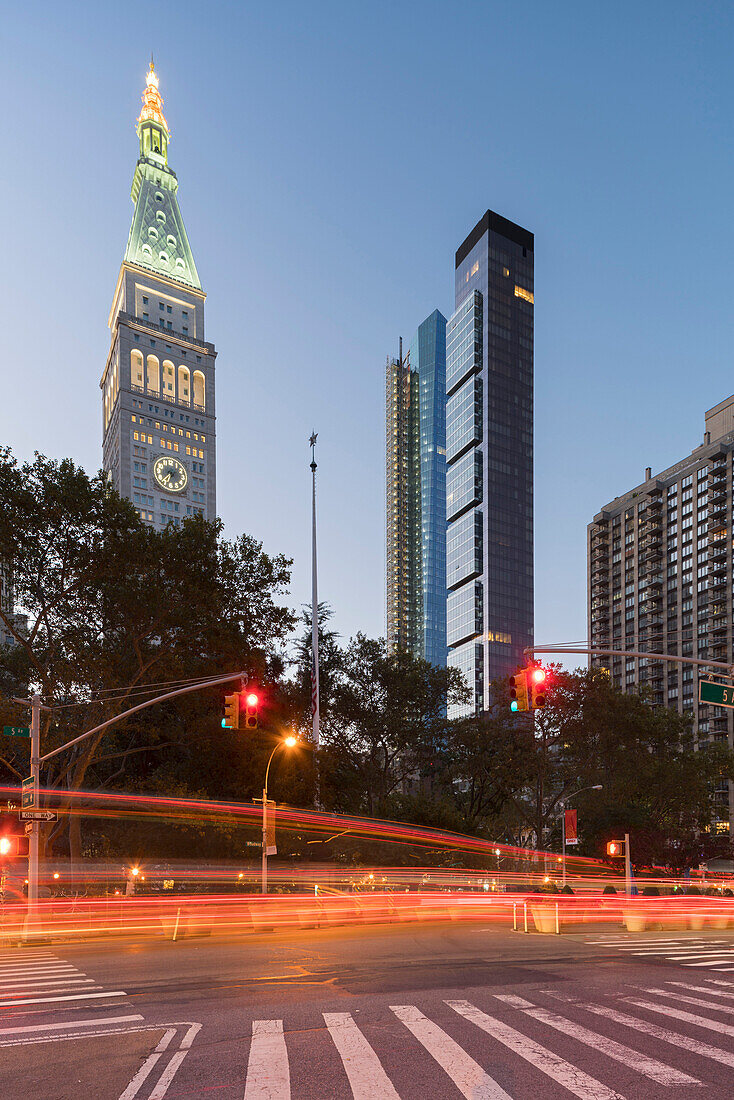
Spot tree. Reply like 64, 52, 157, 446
507, 666, 734, 866
0, 448, 294, 866
320, 635, 468, 816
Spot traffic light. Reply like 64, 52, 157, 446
530, 665, 547, 709
606, 840, 623, 857
222, 693, 240, 730
0, 836, 19, 859
509, 670, 529, 712
244, 692, 259, 730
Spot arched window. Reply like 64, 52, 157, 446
193, 370, 205, 410
131, 350, 144, 390
178, 365, 190, 404
146, 354, 160, 395
162, 359, 175, 397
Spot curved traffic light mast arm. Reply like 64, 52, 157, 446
40, 670, 249, 764
524, 646, 734, 678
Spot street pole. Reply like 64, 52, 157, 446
624, 832, 632, 896
262, 787, 268, 896
561, 803, 566, 888
28, 693, 41, 912
310, 432, 320, 752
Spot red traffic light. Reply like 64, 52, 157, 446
606, 840, 623, 857
532, 667, 546, 684
244, 691, 259, 730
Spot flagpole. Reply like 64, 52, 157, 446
310, 432, 320, 750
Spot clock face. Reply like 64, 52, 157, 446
153, 455, 188, 492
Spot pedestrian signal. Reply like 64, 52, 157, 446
606, 840, 624, 857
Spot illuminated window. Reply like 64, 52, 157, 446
146, 354, 160, 394
201, 435, 205, 443
514, 285, 534, 304
134, 431, 139, 441
199, 450, 204, 459
193, 370, 205, 409
174, 443, 179, 452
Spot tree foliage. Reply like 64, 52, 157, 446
0, 449, 294, 860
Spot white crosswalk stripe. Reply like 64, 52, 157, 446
391, 1004, 512, 1099
579, 999, 734, 1068
494, 994, 700, 1085
625, 996, 734, 1036
244, 1019, 290, 1100
447, 998, 623, 1099
640, 986, 734, 1015
0, 951, 135, 1032
585, 935, 734, 969
323, 1012, 400, 1099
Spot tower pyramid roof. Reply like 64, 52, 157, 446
123, 64, 201, 291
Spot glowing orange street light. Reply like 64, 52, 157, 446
261, 734, 298, 893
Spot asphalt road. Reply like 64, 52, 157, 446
2, 920, 734, 1099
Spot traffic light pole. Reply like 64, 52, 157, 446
27, 694, 41, 914
525, 645, 734, 678
624, 832, 632, 896
15, 670, 247, 915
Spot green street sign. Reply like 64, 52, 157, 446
21, 775, 35, 810
3, 726, 30, 739
699, 679, 734, 707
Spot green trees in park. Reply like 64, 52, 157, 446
449, 667, 734, 868
0, 448, 293, 861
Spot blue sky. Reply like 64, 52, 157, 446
3, 1, 734, 656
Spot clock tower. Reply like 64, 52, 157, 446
101, 63, 217, 528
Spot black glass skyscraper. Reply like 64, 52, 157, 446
446, 211, 534, 716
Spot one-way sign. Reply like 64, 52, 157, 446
19, 810, 57, 822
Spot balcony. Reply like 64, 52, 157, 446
119, 311, 215, 355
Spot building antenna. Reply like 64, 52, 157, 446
309, 432, 320, 751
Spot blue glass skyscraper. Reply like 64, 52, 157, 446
386, 310, 447, 667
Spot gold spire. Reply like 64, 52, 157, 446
137, 60, 168, 134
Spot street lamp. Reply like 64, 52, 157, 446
261, 735, 298, 894
559, 785, 603, 887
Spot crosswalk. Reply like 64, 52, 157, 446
229, 976, 734, 1097
0, 948, 139, 1026
584, 936, 734, 970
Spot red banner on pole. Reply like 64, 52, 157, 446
565, 808, 578, 845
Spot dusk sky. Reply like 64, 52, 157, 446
3, 1, 734, 658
